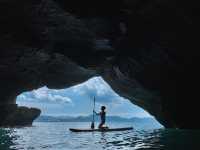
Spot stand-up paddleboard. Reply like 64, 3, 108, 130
69, 127, 133, 132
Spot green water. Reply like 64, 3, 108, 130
0, 122, 200, 150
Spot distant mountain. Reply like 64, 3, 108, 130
35, 115, 155, 123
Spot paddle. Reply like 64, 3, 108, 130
91, 96, 95, 129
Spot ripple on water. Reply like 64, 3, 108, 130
1, 122, 200, 150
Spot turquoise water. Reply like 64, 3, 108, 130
1, 122, 200, 150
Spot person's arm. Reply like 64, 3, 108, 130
93, 110, 100, 115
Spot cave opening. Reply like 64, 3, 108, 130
16, 77, 162, 129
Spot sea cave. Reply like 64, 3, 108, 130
1, 0, 200, 129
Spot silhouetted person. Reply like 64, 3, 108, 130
94, 106, 107, 129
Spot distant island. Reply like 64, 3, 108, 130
35, 115, 156, 123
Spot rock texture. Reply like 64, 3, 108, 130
0, 0, 200, 128
0, 104, 40, 127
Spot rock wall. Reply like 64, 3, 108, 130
0, 0, 200, 128
0, 104, 40, 127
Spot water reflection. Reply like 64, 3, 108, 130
94, 129, 164, 150
1, 123, 200, 150
0, 128, 16, 150
96, 128, 200, 150
99, 132, 109, 149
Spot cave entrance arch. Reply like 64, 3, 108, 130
16, 77, 162, 128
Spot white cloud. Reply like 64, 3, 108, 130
32, 87, 48, 100
16, 77, 152, 118
17, 94, 35, 102
17, 77, 124, 106
17, 86, 72, 104
48, 95, 71, 103
18, 94, 26, 100
70, 77, 122, 104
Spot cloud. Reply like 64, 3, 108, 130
17, 94, 35, 102
17, 86, 72, 104
70, 77, 123, 104
17, 77, 123, 105
17, 77, 152, 118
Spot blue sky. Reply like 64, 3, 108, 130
17, 77, 152, 118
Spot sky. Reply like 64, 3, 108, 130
17, 77, 152, 118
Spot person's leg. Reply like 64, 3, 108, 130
98, 122, 103, 128
98, 121, 105, 128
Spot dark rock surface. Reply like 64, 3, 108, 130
0, 104, 41, 127
0, 0, 199, 128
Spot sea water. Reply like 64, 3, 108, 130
1, 122, 200, 150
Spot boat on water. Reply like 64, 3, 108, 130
69, 127, 133, 132
70, 97, 133, 132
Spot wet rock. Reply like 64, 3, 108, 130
0, 104, 41, 127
